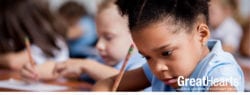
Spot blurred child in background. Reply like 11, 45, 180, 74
209, 0, 243, 53
0, 0, 69, 80
24, 0, 146, 84
58, 1, 100, 60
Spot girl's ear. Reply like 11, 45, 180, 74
196, 23, 210, 46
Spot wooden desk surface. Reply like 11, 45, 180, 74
0, 70, 92, 91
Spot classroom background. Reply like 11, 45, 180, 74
0, 0, 250, 92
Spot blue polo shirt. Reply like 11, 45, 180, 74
143, 40, 244, 92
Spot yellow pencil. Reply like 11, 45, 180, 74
24, 37, 35, 66
112, 44, 134, 91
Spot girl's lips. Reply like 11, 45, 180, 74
100, 55, 107, 59
163, 78, 178, 85
101, 55, 110, 62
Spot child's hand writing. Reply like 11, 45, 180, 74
20, 63, 39, 83
54, 58, 121, 81
21, 61, 58, 82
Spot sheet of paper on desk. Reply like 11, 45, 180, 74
0, 78, 68, 91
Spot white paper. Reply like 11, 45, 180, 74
0, 78, 68, 91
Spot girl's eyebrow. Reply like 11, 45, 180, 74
153, 44, 170, 51
138, 44, 171, 55
103, 31, 116, 36
138, 44, 171, 56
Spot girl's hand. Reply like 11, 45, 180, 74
53, 59, 85, 79
0, 50, 29, 71
20, 63, 39, 83
21, 61, 58, 82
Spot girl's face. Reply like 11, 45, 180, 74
96, 6, 133, 66
132, 21, 209, 88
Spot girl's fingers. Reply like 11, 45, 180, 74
53, 63, 67, 75
60, 69, 71, 77
23, 63, 37, 75
21, 67, 37, 80
61, 68, 81, 79
21, 63, 39, 82
62, 71, 79, 79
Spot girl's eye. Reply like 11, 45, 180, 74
104, 35, 113, 41
161, 51, 172, 57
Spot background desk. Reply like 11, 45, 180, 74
0, 70, 92, 91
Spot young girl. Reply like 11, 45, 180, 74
49, 0, 146, 83
0, 0, 69, 80
92, 0, 244, 92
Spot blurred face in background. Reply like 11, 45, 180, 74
209, 0, 227, 29
209, 0, 238, 29
96, 5, 133, 66
67, 20, 83, 40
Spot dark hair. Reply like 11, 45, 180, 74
58, 1, 87, 25
0, 0, 67, 57
116, 0, 210, 32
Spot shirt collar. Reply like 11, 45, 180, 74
179, 40, 223, 91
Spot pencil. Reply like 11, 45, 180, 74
112, 44, 134, 91
24, 37, 35, 66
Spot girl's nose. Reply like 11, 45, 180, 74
96, 39, 106, 52
155, 60, 169, 72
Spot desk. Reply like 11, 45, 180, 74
0, 70, 92, 91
